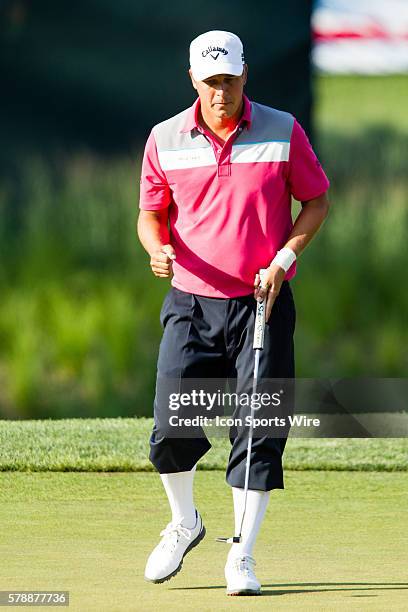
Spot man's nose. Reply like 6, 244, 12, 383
215, 81, 228, 92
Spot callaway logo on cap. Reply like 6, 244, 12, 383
190, 30, 245, 81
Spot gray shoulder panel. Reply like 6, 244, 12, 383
241, 102, 294, 143
152, 107, 199, 152
152, 101, 295, 151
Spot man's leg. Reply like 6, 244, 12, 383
228, 487, 270, 558
160, 465, 197, 528
224, 282, 296, 595
145, 287, 228, 583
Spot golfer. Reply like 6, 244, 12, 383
138, 30, 330, 596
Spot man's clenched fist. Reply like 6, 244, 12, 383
150, 244, 176, 278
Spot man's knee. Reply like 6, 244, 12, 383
149, 434, 211, 473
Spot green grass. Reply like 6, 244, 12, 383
1, 470, 407, 610
0, 418, 407, 472
315, 75, 408, 134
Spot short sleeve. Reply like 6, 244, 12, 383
139, 130, 172, 210
287, 119, 330, 202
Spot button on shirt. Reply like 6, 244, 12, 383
139, 95, 330, 298
191, 98, 250, 178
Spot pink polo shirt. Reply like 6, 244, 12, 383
139, 95, 330, 298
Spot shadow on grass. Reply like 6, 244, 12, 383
170, 581, 408, 597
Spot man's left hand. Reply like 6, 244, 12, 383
254, 265, 286, 321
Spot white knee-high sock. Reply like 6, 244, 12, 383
228, 487, 270, 560
160, 465, 197, 529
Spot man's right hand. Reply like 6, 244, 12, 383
150, 244, 176, 278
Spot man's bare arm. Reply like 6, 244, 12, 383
284, 191, 330, 256
256, 191, 330, 319
137, 209, 175, 278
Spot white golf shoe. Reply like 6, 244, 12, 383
225, 554, 261, 596
144, 510, 206, 583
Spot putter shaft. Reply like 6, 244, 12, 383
216, 269, 268, 545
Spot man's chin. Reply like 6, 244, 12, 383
213, 107, 234, 119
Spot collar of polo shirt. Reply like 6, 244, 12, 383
180, 94, 252, 134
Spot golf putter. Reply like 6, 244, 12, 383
216, 268, 268, 544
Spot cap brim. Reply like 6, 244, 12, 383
191, 63, 244, 81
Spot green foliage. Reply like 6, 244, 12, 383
0, 76, 407, 416
0, 280, 162, 417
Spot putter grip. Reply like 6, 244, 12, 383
253, 268, 267, 350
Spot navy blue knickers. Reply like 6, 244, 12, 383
149, 282, 296, 491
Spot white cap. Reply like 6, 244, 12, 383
189, 30, 245, 81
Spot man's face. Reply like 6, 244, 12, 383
189, 65, 248, 120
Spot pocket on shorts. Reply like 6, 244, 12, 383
159, 287, 194, 329
159, 289, 173, 329
277, 282, 296, 332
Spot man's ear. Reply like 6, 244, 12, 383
242, 64, 248, 86
188, 69, 198, 91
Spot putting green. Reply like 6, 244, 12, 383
0, 471, 407, 611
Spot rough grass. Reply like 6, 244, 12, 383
0, 418, 407, 472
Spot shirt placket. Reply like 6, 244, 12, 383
199, 123, 245, 178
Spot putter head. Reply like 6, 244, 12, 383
216, 536, 241, 544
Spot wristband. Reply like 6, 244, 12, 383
271, 247, 296, 272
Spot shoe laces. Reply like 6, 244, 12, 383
233, 555, 256, 577
159, 522, 193, 553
